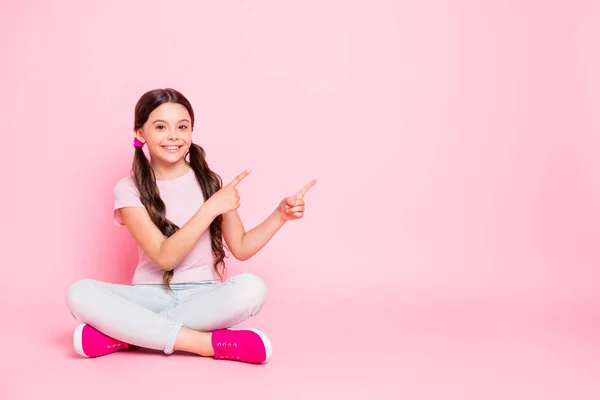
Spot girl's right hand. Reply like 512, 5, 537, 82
206, 170, 251, 216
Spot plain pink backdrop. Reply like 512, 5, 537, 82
1, 0, 600, 398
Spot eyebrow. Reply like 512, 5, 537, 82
152, 119, 190, 124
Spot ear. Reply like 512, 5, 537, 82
134, 129, 146, 144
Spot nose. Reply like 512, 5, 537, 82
167, 128, 179, 140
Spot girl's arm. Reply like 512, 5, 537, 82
119, 204, 218, 271
222, 179, 317, 261
120, 170, 251, 271
221, 208, 285, 261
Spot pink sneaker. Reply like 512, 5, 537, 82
211, 328, 272, 364
73, 323, 130, 358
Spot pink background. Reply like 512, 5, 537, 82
2, 0, 600, 398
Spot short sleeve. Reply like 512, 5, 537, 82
112, 177, 145, 226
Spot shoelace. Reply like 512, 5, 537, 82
215, 342, 240, 360
105, 338, 127, 349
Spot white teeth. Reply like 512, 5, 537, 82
163, 146, 179, 150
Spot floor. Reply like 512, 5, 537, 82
2, 299, 599, 399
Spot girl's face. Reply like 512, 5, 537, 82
136, 102, 193, 166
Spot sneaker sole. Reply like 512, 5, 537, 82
228, 328, 273, 362
73, 323, 89, 358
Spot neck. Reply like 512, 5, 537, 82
150, 159, 191, 181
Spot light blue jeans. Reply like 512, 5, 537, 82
65, 273, 267, 354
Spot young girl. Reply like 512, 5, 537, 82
65, 88, 316, 364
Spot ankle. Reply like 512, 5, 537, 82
173, 327, 214, 357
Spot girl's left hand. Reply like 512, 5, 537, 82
278, 179, 317, 222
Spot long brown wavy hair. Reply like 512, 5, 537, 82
132, 88, 226, 290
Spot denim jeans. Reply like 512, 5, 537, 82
65, 273, 267, 354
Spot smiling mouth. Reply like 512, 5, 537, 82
162, 145, 182, 152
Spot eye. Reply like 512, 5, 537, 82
179, 125, 188, 130
156, 125, 165, 130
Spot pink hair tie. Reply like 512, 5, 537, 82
133, 137, 145, 148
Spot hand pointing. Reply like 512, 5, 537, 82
278, 179, 317, 222
206, 170, 251, 216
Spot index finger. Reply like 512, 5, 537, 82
226, 169, 251, 188
295, 179, 317, 198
